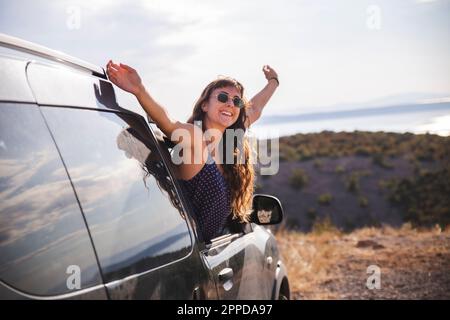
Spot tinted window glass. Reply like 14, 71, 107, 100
0, 103, 102, 296
41, 107, 192, 282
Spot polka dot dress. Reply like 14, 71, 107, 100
180, 155, 231, 242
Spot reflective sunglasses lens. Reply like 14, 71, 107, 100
217, 93, 228, 103
233, 97, 243, 108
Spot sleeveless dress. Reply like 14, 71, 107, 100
179, 152, 231, 242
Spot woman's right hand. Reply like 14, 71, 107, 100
106, 60, 143, 96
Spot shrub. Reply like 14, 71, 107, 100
317, 193, 333, 205
280, 145, 298, 162
343, 217, 356, 231
289, 168, 309, 190
358, 196, 369, 208
335, 165, 345, 174
278, 131, 448, 164
312, 216, 340, 235
297, 146, 314, 161
372, 153, 394, 169
313, 159, 323, 169
355, 146, 371, 156
285, 217, 300, 229
306, 207, 317, 221
346, 172, 360, 193
388, 167, 450, 228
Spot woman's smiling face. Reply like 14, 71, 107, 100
202, 86, 242, 131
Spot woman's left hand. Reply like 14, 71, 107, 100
262, 65, 278, 83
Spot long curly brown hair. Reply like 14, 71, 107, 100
187, 78, 255, 222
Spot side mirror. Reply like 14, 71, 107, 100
250, 194, 283, 225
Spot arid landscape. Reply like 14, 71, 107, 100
257, 131, 450, 299
275, 224, 450, 299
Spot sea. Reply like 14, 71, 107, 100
249, 101, 450, 139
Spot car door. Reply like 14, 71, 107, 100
200, 224, 274, 299
25, 60, 216, 299
0, 54, 107, 299
148, 126, 276, 300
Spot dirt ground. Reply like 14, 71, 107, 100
275, 224, 450, 299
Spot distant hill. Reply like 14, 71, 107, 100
255, 131, 450, 231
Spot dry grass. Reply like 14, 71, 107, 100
274, 223, 450, 299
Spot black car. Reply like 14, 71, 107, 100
0, 33, 290, 300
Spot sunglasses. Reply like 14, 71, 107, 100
215, 92, 244, 109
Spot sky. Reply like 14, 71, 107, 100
1, 0, 449, 120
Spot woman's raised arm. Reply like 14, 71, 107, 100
246, 65, 279, 127
106, 60, 200, 147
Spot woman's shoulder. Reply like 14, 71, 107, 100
176, 162, 209, 181
174, 148, 212, 180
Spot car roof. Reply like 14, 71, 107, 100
0, 33, 106, 79
0, 33, 151, 119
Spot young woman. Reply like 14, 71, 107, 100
106, 61, 279, 241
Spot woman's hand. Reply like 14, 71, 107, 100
262, 65, 278, 84
106, 60, 143, 96
246, 65, 279, 127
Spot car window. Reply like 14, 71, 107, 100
150, 125, 251, 241
0, 103, 103, 296
40, 107, 192, 282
